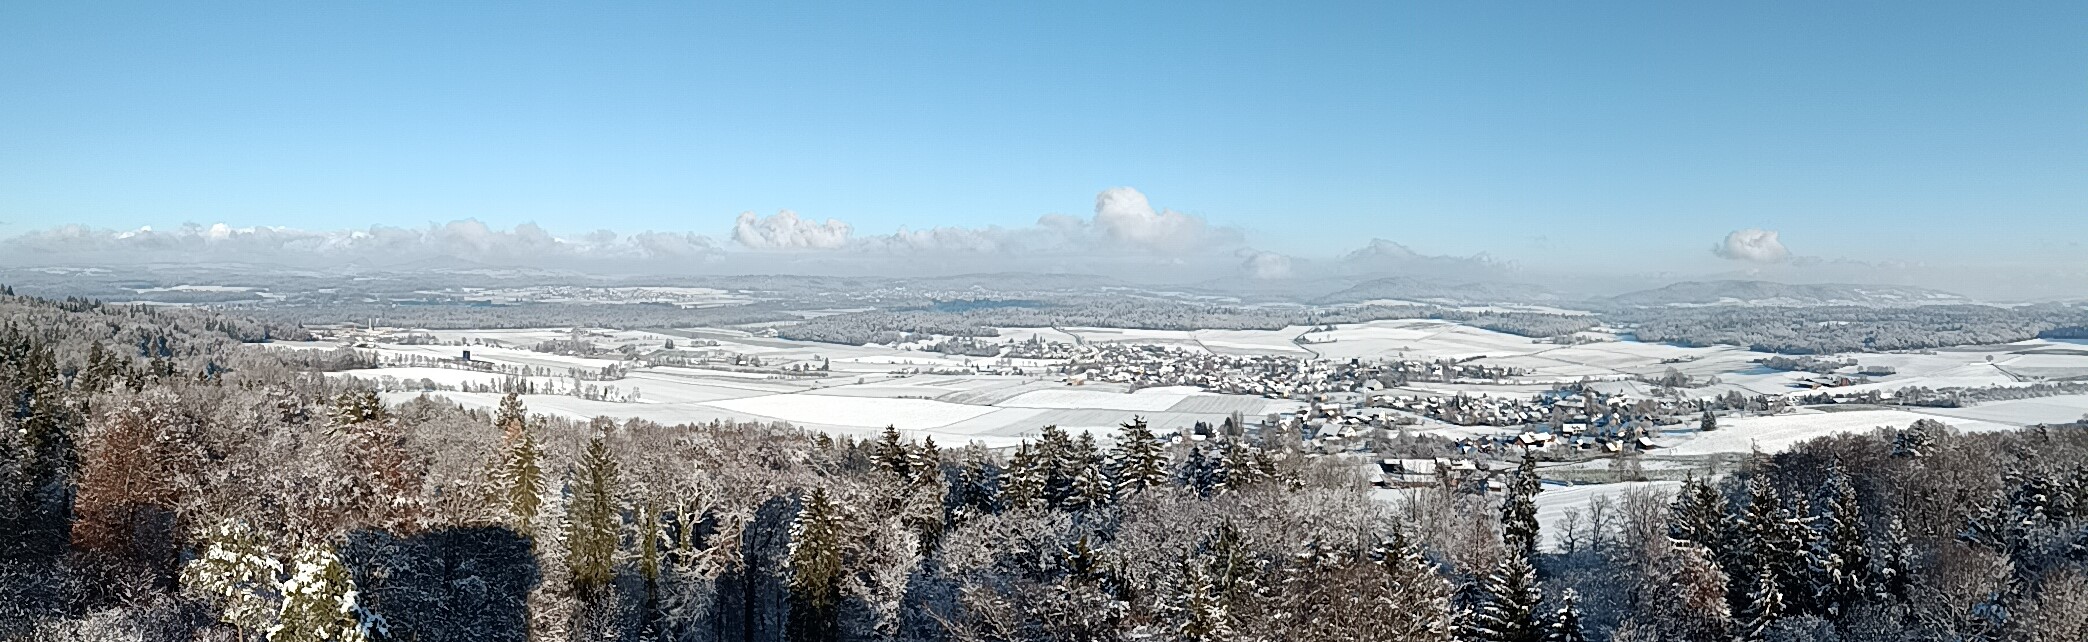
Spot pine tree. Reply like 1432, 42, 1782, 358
1543, 589, 1587, 642
1174, 559, 1234, 642
1669, 475, 1729, 555
1109, 417, 1170, 494
1876, 516, 1914, 604
271, 545, 386, 642
182, 519, 284, 640
564, 434, 622, 596
1181, 445, 1217, 496
1467, 548, 1543, 642
1002, 442, 1046, 510
1373, 528, 1456, 642
1501, 453, 1543, 559
489, 420, 545, 529
873, 425, 911, 478
789, 488, 848, 642
1734, 565, 1784, 642
1699, 408, 1718, 432
1810, 471, 1871, 617
1735, 478, 1812, 616
1038, 425, 1079, 506
494, 392, 527, 440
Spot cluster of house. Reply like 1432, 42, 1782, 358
1064, 344, 1347, 397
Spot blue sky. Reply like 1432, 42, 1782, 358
3, 1, 2085, 273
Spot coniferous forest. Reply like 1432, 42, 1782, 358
6, 289, 2088, 641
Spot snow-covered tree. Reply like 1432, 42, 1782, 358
1735, 565, 1785, 642
789, 488, 848, 642
182, 519, 283, 640
1467, 548, 1543, 642
1173, 560, 1234, 642
1373, 528, 1456, 642
1002, 442, 1046, 510
271, 546, 385, 642
1700, 408, 1718, 432
1810, 471, 1871, 617
1543, 589, 1586, 642
1109, 416, 1170, 494
563, 434, 621, 596
488, 420, 545, 529
1501, 454, 1543, 559
1669, 475, 1729, 555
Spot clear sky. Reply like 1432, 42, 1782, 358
3, 1, 2085, 275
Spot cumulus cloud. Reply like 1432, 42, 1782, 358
1713, 228, 1790, 263
1090, 187, 1240, 253
732, 210, 852, 250
1238, 249, 1295, 280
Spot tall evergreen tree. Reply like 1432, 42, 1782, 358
1699, 408, 1718, 432
873, 425, 911, 478
788, 488, 848, 642
1543, 589, 1587, 642
1810, 471, 1871, 617
1467, 548, 1543, 642
1373, 528, 1456, 642
1173, 559, 1234, 642
1501, 453, 1543, 559
494, 392, 527, 440
272, 545, 385, 642
181, 519, 283, 640
489, 414, 545, 530
564, 434, 622, 596
1109, 417, 1170, 494
1735, 565, 1784, 642
1002, 442, 1046, 510
1669, 475, 1729, 556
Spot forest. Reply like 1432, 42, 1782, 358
5, 289, 2088, 641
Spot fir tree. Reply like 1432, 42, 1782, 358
564, 434, 622, 596
1543, 589, 1587, 642
1173, 559, 1234, 642
489, 420, 545, 530
1501, 453, 1543, 559
272, 545, 385, 642
1002, 442, 1046, 510
1810, 471, 1871, 617
1734, 565, 1784, 642
1669, 475, 1729, 555
1181, 445, 1217, 497
1109, 417, 1171, 494
1467, 548, 1543, 642
181, 519, 284, 640
494, 391, 527, 440
789, 488, 848, 642
1699, 408, 1718, 432
873, 425, 911, 478
1373, 528, 1456, 642
1876, 516, 1914, 604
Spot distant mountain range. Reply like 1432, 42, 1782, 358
1315, 277, 1562, 305
1604, 280, 1973, 308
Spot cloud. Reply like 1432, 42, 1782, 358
0, 220, 725, 268
1336, 238, 1515, 280
1238, 249, 1295, 280
1713, 228, 1790, 263
732, 210, 852, 250
1090, 187, 1240, 253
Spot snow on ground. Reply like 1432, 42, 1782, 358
1535, 481, 1683, 552
1660, 409, 2015, 457
330, 367, 513, 389
706, 394, 1000, 430
1912, 396, 2088, 427
997, 389, 1192, 412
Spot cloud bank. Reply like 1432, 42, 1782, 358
1713, 228, 1790, 263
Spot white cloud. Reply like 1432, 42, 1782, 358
1713, 228, 1791, 263
732, 210, 852, 250
0, 220, 726, 267
1090, 187, 1238, 253
1238, 249, 1295, 279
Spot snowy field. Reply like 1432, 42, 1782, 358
310, 318, 2088, 455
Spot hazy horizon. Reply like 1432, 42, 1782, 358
5, 2, 2086, 299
